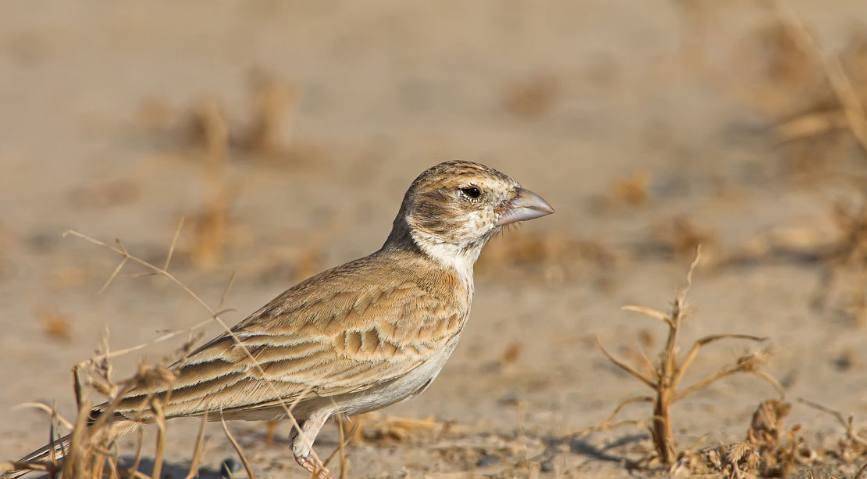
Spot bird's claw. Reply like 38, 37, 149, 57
295, 453, 332, 479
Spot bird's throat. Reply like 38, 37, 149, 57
408, 229, 480, 290
383, 215, 485, 293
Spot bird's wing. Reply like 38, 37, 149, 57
113, 255, 467, 419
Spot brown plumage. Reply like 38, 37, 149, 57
8, 160, 553, 478
116, 249, 468, 421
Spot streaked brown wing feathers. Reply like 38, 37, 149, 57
114, 255, 467, 419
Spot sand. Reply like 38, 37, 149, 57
1, 1, 866, 477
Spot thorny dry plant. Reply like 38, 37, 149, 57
590, 247, 784, 467
798, 398, 867, 465
0, 336, 192, 479
674, 399, 807, 478
0, 219, 334, 479
677, 397, 867, 478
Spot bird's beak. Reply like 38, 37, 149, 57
496, 188, 555, 226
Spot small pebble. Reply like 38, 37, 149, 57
221, 457, 241, 478
476, 453, 500, 468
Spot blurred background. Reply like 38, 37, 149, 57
1, 1, 867, 477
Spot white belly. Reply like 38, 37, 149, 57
336, 337, 460, 417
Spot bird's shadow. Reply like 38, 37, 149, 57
32, 457, 226, 479
530, 432, 649, 472
567, 433, 647, 465
121, 457, 225, 478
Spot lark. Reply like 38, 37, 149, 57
8, 160, 553, 478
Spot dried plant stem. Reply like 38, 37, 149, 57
150, 400, 167, 479
673, 334, 766, 387
185, 413, 209, 479
48, 410, 58, 470
63, 228, 323, 466
13, 403, 74, 431
107, 456, 119, 479
128, 426, 144, 477
91, 450, 106, 479
798, 398, 867, 448
220, 413, 257, 479
596, 247, 781, 465
62, 399, 90, 479
163, 217, 185, 271
595, 338, 656, 388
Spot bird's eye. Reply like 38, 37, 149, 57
460, 186, 481, 199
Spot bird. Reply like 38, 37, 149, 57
6, 160, 553, 478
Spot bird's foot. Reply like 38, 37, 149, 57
295, 453, 332, 479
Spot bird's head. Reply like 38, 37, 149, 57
386, 160, 554, 270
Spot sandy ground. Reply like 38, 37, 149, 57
1, 1, 867, 477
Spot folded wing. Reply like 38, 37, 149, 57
111, 255, 467, 420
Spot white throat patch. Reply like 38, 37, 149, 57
409, 228, 480, 292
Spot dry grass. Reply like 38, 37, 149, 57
578, 248, 866, 476
0, 347, 179, 478
673, 399, 808, 477
588, 248, 782, 467
676, 397, 867, 477
798, 398, 867, 464
1, 220, 333, 478
6, 3, 867, 479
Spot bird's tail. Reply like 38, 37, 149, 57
1, 421, 136, 478
1, 432, 71, 479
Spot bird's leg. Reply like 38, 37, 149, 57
291, 409, 332, 479
265, 420, 278, 445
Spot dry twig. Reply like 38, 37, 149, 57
221, 412, 257, 479
6, 223, 325, 478
62, 227, 321, 464
592, 247, 782, 465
